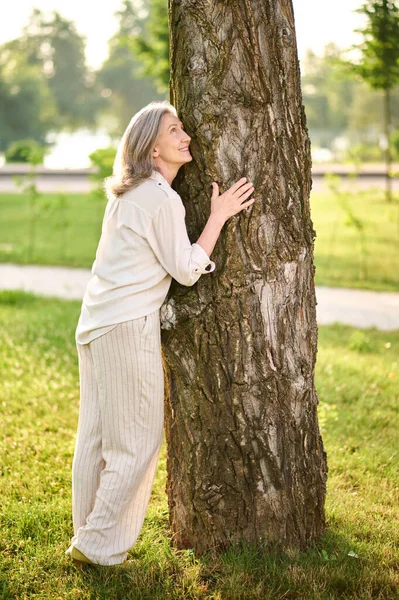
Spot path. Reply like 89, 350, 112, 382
1, 164, 399, 193
1, 263, 398, 331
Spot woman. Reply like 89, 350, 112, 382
66, 100, 255, 568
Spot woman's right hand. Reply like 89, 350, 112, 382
210, 177, 255, 224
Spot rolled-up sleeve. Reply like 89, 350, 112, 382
146, 195, 216, 287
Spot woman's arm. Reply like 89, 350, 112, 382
195, 178, 255, 257
145, 177, 255, 287
145, 195, 216, 287
194, 213, 225, 258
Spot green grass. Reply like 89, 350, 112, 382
0, 290, 398, 599
0, 188, 399, 291
0, 192, 104, 268
312, 187, 399, 291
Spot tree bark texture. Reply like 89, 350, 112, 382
162, 0, 328, 555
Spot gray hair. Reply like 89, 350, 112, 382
104, 100, 177, 199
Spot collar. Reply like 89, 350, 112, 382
150, 169, 171, 188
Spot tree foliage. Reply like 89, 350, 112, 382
348, 0, 399, 199
97, 0, 165, 135
353, 0, 399, 91
5, 139, 47, 164
301, 42, 399, 154
301, 44, 356, 146
0, 9, 104, 151
347, 80, 399, 133
0, 45, 56, 151
16, 9, 102, 129
131, 0, 169, 93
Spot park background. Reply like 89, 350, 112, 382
0, 1, 398, 599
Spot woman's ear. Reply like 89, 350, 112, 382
152, 146, 159, 158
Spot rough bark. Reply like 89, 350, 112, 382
162, 0, 328, 555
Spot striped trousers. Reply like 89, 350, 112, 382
70, 310, 164, 566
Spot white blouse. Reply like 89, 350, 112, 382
75, 169, 216, 344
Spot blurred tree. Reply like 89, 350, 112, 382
97, 0, 165, 135
347, 81, 399, 141
348, 0, 399, 201
301, 42, 399, 161
5, 9, 102, 130
0, 45, 56, 152
5, 139, 47, 164
132, 0, 169, 93
301, 45, 359, 148
392, 128, 399, 157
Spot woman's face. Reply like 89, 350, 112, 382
152, 112, 192, 168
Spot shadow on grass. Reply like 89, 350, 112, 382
0, 578, 12, 600
0, 290, 41, 306
1, 292, 398, 599
39, 528, 398, 600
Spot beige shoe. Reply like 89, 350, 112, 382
70, 546, 95, 569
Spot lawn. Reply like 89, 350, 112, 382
0, 192, 102, 269
0, 186, 398, 291
0, 290, 398, 599
312, 183, 399, 291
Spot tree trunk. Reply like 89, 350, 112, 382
162, 0, 328, 555
384, 87, 393, 203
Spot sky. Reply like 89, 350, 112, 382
1, 0, 365, 69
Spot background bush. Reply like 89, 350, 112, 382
5, 139, 47, 165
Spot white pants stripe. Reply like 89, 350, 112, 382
71, 310, 164, 566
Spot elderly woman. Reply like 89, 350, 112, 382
66, 100, 255, 568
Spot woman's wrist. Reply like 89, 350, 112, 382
195, 212, 225, 258
208, 212, 226, 229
